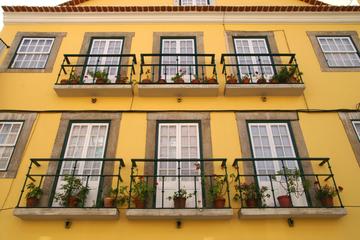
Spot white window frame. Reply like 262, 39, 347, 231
234, 37, 274, 82
161, 38, 196, 82
11, 37, 55, 69
317, 36, 360, 67
179, 0, 211, 6
352, 121, 360, 141
0, 121, 23, 171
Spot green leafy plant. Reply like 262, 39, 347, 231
272, 66, 302, 84
271, 167, 310, 198
233, 182, 270, 207
131, 176, 154, 202
89, 69, 109, 83
54, 176, 90, 207
171, 70, 186, 82
315, 184, 342, 200
168, 188, 192, 201
26, 182, 43, 200
209, 176, 227, 200
69, 72, 80, 84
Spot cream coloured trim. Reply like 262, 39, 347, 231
4, 12, 360, 24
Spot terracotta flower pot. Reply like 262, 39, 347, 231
133, 197, 145, 209
26, 197, 39, 207
141, 79, 152, 84
245, 199, 257, 208
158, 79, 167, 84
320, 196, 334, 207
174, 197, 186, 209
257, 78, 267, 84
70, 80, 79, 85
213, 197, 226, 208
174, 78, 185, 84
191, 79, 201, 84
96, 78, 107, 84
242, 77, 251, 84
277, 195, 292, 207
206, 78, 217, 84
60, 79, 68, 85
104, 197, 114, 208
226, 78, 237, 84
68, 196, 78, 208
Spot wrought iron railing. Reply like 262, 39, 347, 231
16, 158, 125, 208
128, 158, 231, 209
232, 157, 344, 208
220, 53, 304, 84
55, 54, 136, 85
139, 53, 218, 84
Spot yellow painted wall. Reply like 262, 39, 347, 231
79, 0, 311, 6
0, 23, 359, 110
0, 112, 359, 240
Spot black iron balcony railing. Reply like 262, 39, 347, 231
139, 53, 218, 84
55, 54, 137, 85
232, 157, 344, 209
128, 158, 231, 209
221, 53, 303, 84
16, 158, 125, 208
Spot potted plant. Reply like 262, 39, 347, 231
59, 79, 69, 85
254, 72, 267, 84
89, 70, 109, 84
131, 177, 154, 208
241, 74, 251, 84
141, 69, 152, 84
209, 176, 227, 208
271, 66, 302, 84
158, 78, 167, 83
234, 182, 270, 208
171, 70, 186, 84
315, 184, 343, 207
226, 74, 237, 84
271, 167, 309, 207
54, 176, 90, 208
116, 76, 128, 84
191, 74, 202, 84
168, 188, 192, 209
25, 182, 43, 207
69, 72, 80, 84
204, 74, 218, 84
103, 186, 129, 208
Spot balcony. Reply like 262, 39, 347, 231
125, 158, 233, 220
232, 157, 346, 219
221, 53, 305, 96
13, 158, 125, 220
53, 54, 136, 97
137, 54, 219, 97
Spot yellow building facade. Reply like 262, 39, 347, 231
0, 0, 360, 239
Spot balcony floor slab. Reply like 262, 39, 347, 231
54, 84, 133, 97
138, 84, 219, 97
225, 84, 305, 96
13, 208, 119, 220
126, 208, 233, 220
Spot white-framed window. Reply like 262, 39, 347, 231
248, 122, 307, 207
234, 38, 274, 82
179, 0, 211, 6
0, 122, 23, 170
352, 121, 360, 141
84, 38, 124, 83
11, 37, 54, 69
317, 36, 360, 67
161, 38, 196, 82
156, 122, 202, 208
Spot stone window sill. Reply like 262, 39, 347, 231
239, 208, 347, 219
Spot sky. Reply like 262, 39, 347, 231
0, 0, 359, 30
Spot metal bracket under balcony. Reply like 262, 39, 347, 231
138, 54, 219, 97
54, 54, 136, 97
221, 53, 305, 96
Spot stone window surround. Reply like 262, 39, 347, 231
0, 112, 37, 178
307, 31, 360, 72
0, 32, 66, 73
77, 32, 135, 79
144, 112, 213, 207
339, 112, 360, 167
40, 112, 121, 207
225, 31, 279, 76
152, 32, 205, 82
235, 112, 320, 206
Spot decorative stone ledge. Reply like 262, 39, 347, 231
126, 208, 233, 220
54, 84, 133, 97
138, 84, 219, 97
239, 208, 347, 219
225, 84, 305, 96
13, 208, 119, 220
